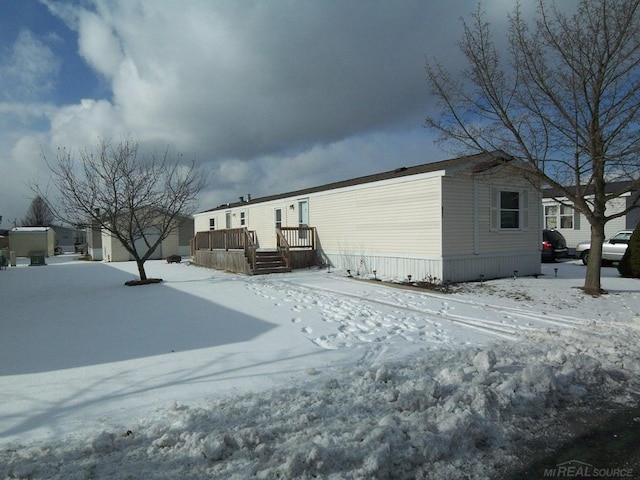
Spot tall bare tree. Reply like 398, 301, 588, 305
425, 0, 640, 294
41, 138, 206, 282
22, 195, 54, 226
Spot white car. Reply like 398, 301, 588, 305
575, 230, 632, 265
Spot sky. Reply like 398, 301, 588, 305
0, 0, 538, 227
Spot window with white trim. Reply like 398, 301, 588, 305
559, 205, 574, 228
240, 211, 246, 226
491, 187, 529, 231
209, 218, 215, 231
544, 205, 558, 229
274, 208, 282, 230
544, 204, 578, 229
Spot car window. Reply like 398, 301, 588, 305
546, 230, 566, 244
611, 232, 631, 243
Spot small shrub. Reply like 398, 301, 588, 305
166, 255, 182, 264
618, 223, 640, 278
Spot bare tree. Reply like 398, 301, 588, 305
425, 0, 640, 294
41, 138, 206, 282
22, 196, 54, 226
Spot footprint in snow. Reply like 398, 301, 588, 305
301, 326, 312, 334
291, 317, 302, 323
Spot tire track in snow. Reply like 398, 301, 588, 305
244, 280, 457, 348
289, 277, 589, 331
263, 278, 522, 343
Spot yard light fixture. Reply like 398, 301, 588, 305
347, 269, 351, 277
513, 270, 518, 279
373, 270, 377, 280
554, 267, 558, 278
479, 274, 485, 285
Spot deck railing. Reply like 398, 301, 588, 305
193, 226, 314, 270
276, 229, 291, 269
194, 228, 256, 251
277, 227, 316, 250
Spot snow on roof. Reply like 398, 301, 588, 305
11, 226, 51, 232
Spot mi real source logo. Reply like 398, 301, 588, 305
544, 460, 634, 478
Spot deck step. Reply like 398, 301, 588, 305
250, 250, 291, 275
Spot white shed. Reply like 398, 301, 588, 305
194, 151, 542, 282
8, 227, 56, 257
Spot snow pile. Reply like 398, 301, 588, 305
1, 257, 639, 478
4, 326, 639, 478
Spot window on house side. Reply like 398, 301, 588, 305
240, 211, 246, 226
559, 205, 573, 228
544, 204, 574, 229
209, 218, 215, 231
545, 205, 558, 229
500, 191, 520, 229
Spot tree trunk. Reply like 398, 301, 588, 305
583, 222, 605, 294
136, 259, 147, 281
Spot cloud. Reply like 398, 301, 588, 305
41, 0, 435, 161
4, 0, 564, 222
0, 29, 61, 102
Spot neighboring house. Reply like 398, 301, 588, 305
542, 181, 640, 254
193, 151, 542, 282
8, 227, 56, 257
85, 220, 103, 260
0, 231, 9, 250
101, 215, 194, 262
50, 224, 86, 253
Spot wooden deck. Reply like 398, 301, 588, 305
191, 227, 317, 274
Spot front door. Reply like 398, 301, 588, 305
298, 199, 309, 240
274, 208, 283, 230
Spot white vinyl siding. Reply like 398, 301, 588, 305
441, 177, 474, 255
309, 175, 443, 258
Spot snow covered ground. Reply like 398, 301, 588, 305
1, 255, 639, 479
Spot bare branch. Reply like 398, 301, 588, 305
425, 0, 640, 293
36, 137, 207, 281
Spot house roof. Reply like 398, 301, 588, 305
199, 150, 513, 214
542, 180, 639, 198
10, 227, 51, 232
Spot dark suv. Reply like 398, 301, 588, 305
542, 229, 569, 262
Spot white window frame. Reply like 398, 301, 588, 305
544, 205, 558, 229
491, 187, 529, 232
274, 207, 283, 230
209, 218, 216, 231
239, 210, 246, 227
544, 201, 579, 230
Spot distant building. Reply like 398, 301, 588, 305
542, 181, 640, 254
50, 225, 86, 253
87, 214, 193, 262
8, 227, 56, 257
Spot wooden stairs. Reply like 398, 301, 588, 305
250, 250, 291, 275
